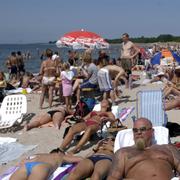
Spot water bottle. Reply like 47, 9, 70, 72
129, 74, 132, 89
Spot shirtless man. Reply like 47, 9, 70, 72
107, 118, 180, 180
16, 51, 25, 77
97, 59, 127, 102
10, 148, 82, 180
39, 48, 58, 109
105, 64, 127, 98
8, 52, 18, 80
120, 33, 139, 83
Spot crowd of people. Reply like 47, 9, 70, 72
1, 33, 180, 179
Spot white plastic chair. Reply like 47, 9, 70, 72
0, 94, 27, 129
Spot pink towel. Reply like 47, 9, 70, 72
119, 107, 135, 121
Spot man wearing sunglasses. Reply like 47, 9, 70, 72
107, 117, 180, 180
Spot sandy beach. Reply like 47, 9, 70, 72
0, 72, 180, 175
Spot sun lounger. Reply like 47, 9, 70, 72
114, 126, 169, 152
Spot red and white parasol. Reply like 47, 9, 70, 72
56, 29, 109, 49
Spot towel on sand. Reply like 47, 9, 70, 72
0, 137, 37, 165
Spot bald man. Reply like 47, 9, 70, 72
107, 117, 180, 180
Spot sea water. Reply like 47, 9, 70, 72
0, 43, 120, 73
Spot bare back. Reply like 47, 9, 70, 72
9, 56, 18, 66
105, 65, 125, 79
40, 59, 57, 77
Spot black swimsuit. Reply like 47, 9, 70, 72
87, 154, 112, 165
47, 110, 67, 118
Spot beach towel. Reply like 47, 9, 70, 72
49, 163, 76, 180
0, 166, 19, 180
0, 137, 37, 165
6, 88, 32, 95
118, 106, 135, 122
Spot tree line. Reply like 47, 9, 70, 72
106, 34, 180, 44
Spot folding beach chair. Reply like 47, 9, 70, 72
0, 94, 27, 129
136, 89, 167, 126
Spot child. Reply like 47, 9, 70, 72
61, 62, 74, 112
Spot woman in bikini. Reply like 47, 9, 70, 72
39, 48, 59, 109
59, 99, 115, 154
67, 136, 115, 180
10, 148, 82, 180
24, 106, 68, 131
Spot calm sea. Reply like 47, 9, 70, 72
0, 43, 120, 73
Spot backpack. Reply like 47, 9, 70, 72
166, 122, 180, 137
74, 98, 96, 118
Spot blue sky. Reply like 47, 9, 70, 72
0, 0, 179, 43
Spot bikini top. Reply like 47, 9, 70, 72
90, 111, 108, 118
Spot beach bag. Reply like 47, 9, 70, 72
166, 122, 180, 137
74, 98, 96, 118
81, 97, 96, 112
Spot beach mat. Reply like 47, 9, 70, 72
0, 137, 37, 165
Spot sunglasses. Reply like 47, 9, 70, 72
132, 127, 152, 133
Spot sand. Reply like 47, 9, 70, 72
0, 73, 180, 175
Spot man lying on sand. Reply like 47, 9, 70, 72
10, 148, 83, 180
107, 118, 180, 180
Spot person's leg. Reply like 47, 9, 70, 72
67, 159, 94, 180
170, 87, 180, 96
91, 160, 112, 180
109, 90, 115, 102
39, 85, 46, 109
103, 91, 108, 100
52, 111, 65, 129
70, 125, 99, 153
164, 87, 180, 98
10, 166, 27, 180
24, 113, 51, 131
76, 87, 81, 103
59, 83, 64, 104
72, 79, 82, 92
150, 76, 161, 83
165, 98, 180, 111
48, 85, 54, 108
64, 96, 69, 112
69, 96, 72, 111
164, 87, 173, 98
60, 122, 87, 150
